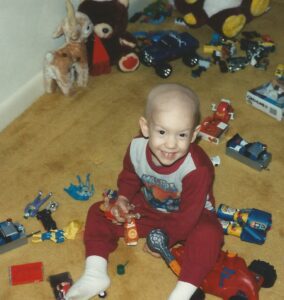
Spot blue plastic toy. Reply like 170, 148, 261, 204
24, 191, 53, 219
32, 229, 66, 244
217, 204, 272, 245
64, 174, 94, 201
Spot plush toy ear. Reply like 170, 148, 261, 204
139, 117, 149, 138
118, 0, 129, 7
53, 23, 64, 38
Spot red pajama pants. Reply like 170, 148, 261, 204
84, 193, 224, 286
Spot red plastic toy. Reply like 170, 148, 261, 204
100, 189, 141, 246
172, 245, 276, 300
9, 261, 44, 286
199, 99, 234, 144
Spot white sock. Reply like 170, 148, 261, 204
65, 255, 110, 300
168, 281, 197, 300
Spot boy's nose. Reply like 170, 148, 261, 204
165, 136, 177, 148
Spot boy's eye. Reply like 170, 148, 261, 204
159, 130, 166, 135
179, 133, 187, 138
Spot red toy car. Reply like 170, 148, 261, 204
199, 99, 234, 144
172, 246, 277, 300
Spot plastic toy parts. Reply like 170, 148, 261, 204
139, 0, 173, 24
199, 99, 234, 144
24, 191, 53, 218
36, 201, 58, 231
147, 230, 277, 300
217, 204, 272, 245
49, 272, 73, 300
226, 134, 272, 170
0, 219, 27, 254
146, 229, 181, 276
64, 173, 94, 201
173, 245, 277, 300
9, 261, 44, 285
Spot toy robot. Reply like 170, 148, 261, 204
217, 204, 272, 245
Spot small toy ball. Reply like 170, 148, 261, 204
117, 264, 125, 275
116, 261, 129, 275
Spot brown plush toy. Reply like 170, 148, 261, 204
78, 0, 140, 74
174, 0, 271, 38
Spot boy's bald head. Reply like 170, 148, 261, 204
145, 83, 200, 127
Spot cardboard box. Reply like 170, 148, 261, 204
246, 82, 284, 121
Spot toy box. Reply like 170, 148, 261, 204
246, 81, 284, 121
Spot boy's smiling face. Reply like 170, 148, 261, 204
140, 88, 199, 167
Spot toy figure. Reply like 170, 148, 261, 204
78, 0, 140, 74
174, 0, 271, 38
64, 174, 95, 201
36, 201, 59, 231
24, 191, 53, 219
217, 204, 272, 245
32, 229, 66, 244
99, 189, 141, 223
43, 0, 93, 95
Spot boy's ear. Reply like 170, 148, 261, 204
139, 116, 149, 138
191, 125, 200, 143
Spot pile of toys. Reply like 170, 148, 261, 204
202, 31, 275, 74
1, 173, 93, 299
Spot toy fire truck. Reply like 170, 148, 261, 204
199, 99, 234, 144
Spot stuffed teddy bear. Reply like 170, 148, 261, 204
174, 0, 271, 38
78, 0, 139, 74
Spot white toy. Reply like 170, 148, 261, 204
43, 0, 93, 95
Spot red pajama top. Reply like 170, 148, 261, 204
117, 137, 215, 235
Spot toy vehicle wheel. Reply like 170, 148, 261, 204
229, 295, 247, 300
190, 288, 205, 300
219, 60, 228, 73
154, 63, 172, 78
140, 53, 152, 66
98, 291, 107, 298
182, 53, 199, 67
248, 260, 277, 288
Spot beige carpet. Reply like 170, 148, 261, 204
0, 2, 283, 299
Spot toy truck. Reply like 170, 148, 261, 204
140, 31, 199, 78
226, 134, 271, 170
0, 219, 27, 254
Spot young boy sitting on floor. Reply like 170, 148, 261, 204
66, 83, 224, 300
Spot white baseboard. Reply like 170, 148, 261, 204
0, 72, 44, 132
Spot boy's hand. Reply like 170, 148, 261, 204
110, 196, 132, 224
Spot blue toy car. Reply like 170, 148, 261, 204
140, 31, 199, 78
226, 134, 272, 170
0, 219, 27, 254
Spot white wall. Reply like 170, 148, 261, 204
0, 0, 152, 132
